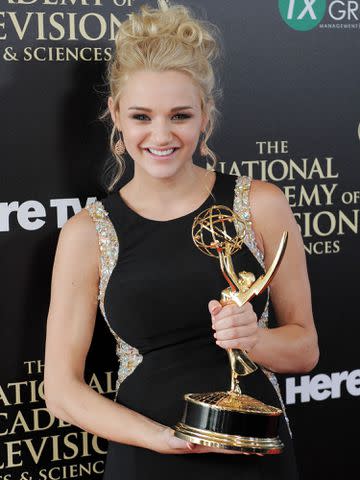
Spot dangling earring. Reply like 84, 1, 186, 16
200, 131, 209, 157
114, 131, 126, 155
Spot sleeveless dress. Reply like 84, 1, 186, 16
85, 171, 299, 480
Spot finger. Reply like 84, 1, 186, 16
212, 303, 244, 321
213, 314, 241, 329
213, 448, 251, 455
208, 300, 222, 316
216, 336, 257, 350
214, 312, 257, 330
187, 444, 208, 454
168, 435, 191, 449
214, 325, 257, 341
214, 301, 256, 321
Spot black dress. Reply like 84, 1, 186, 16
85, 171, 299, 479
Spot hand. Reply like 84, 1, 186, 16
151, 426, 195, 454
208, 300, 259, 352
152, 426, 263, 455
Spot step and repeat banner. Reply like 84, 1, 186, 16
1, 1, 359, 479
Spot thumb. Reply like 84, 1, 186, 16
168, 433, 190, 449
208, 299, 222, 316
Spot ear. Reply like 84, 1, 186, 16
108, 96, 121, 130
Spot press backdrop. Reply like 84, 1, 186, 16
1, 1, 359, 479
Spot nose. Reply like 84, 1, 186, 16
150, 118, 174, 146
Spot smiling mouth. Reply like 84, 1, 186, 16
145, 147, 179, 157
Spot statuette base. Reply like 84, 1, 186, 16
174, 391, 284, 454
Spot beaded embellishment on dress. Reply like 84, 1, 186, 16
85, 201, 143, 400
232, 175, 292, 436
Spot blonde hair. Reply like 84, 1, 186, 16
101, 0, 223, 192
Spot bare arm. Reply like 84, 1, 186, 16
43, 208, 187, 453
246, 180, 319, 373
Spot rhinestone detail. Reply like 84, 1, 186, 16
85, 201, 143, 400
233, 175, 292, 436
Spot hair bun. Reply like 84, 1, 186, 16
117, 4, 220, 62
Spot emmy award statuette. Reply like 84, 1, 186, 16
174, 205, 288, 454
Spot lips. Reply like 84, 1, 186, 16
145, 147, 179, 150
145, 147, 179, 158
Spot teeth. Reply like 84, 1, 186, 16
148, 148, 175, 156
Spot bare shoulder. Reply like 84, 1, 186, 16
62, 206, 98, 236
247, 179, 300, 258
249, 179, 289, 214
54, 207, 100, 280
249, 179, 296, 230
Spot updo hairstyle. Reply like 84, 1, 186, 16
101, 0, 223, 192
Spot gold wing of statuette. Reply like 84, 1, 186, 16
229, 231, 288, 307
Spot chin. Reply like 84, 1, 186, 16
142, 162, 188, 180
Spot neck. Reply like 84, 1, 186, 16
128, 163, 210, 208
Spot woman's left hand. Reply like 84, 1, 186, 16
208, 300, 260, 352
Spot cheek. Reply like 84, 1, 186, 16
178, 127, 200, 145
124, 128, 147, 148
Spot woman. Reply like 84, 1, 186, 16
44, 1, 319, 479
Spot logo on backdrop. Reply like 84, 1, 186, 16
0, 196, 97, 231
285, 369, 360, 404
0, 0, 135, 63
214, 140, 360, 256
0, 359, 113, 475
279, 0, 360, 30
278, 0, 327, 30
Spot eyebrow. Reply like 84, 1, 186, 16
128, 106, 194, 112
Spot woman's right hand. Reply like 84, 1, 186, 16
152, 426, 258, 455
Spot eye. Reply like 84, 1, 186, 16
172, 113, 192, 120
131, 113, 192, 121
131, 114, 150, 121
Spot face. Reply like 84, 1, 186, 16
108, 69, 209, 180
